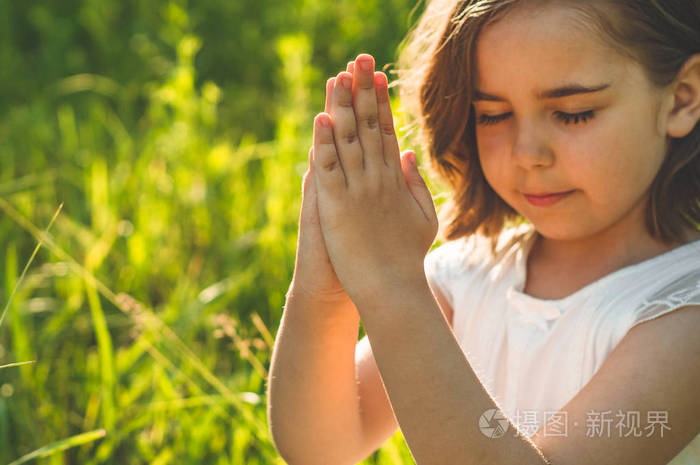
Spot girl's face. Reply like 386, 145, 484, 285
473, 5, 671, 242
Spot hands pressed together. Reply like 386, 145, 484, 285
290, 53, 438, 308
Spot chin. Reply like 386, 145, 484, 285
525, 219, 586, 242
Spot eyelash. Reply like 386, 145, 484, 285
476, 110, 596, 126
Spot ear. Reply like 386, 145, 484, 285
666, 54, 700, 138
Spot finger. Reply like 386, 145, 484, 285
347, 61, 355, 74
331, 71, 364, 178
301, 147, 320, 224
375, 71, 402, 185
313, 112, 346, 192
401, 150, 439, 225
301, 147, 315, 212
352, 54, 384, 176
324, 77, 335, 114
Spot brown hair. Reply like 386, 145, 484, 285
395, 0, 700, 255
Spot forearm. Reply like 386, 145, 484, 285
354, 275, 550, 465
267, 291, 366, 464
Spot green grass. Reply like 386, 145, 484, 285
0, 10, 445, 460
7, 429, 106, 465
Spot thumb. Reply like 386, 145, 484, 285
300, 147, 320, 226
401, 150, 438, 224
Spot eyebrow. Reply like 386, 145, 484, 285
472, 83, 611, 102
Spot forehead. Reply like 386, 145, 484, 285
473, 4, 628, 93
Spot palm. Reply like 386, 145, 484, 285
290, 58, 423, 302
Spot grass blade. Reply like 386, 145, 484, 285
86, 284, 116, 430
0, 202, 62, 329
0, 360, 36, 370
7, 429, 106, 465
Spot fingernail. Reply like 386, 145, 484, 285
359, 58, 372, 72
375, 72, 387, 87
318, 114, 330, 127
341, 75, 352, 89
408, 152, 416, 166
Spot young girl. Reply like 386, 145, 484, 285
268, 1, 700, 464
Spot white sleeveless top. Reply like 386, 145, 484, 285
423, 222, 700, 464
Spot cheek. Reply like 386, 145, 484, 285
476, 134, 510, 189
566, 110, 663, 200
475, 125, 508, 156
476, 129, 512, 169
564, 133, 625, 192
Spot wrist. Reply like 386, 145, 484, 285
350, 268, 431, 310
285, 282, 358, 316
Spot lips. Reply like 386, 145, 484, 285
523, 190, 575, 206
523, 190, 574, 197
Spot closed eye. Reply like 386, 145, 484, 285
476, 112, 511, 126
554, 110, 595, 124
476, 110, 596, 126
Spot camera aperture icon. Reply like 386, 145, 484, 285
479, 408, 510, 439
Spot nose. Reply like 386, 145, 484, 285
511, 119, 554, 169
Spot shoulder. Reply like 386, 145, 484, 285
623, 303, 700, 359
534, 304, 700, 465
631, 269, 700, 327
424, 237, 473, 314
423, 234, 479, 286
424, 222, 533, 290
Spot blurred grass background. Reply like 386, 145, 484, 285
0, 0, 450, 463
